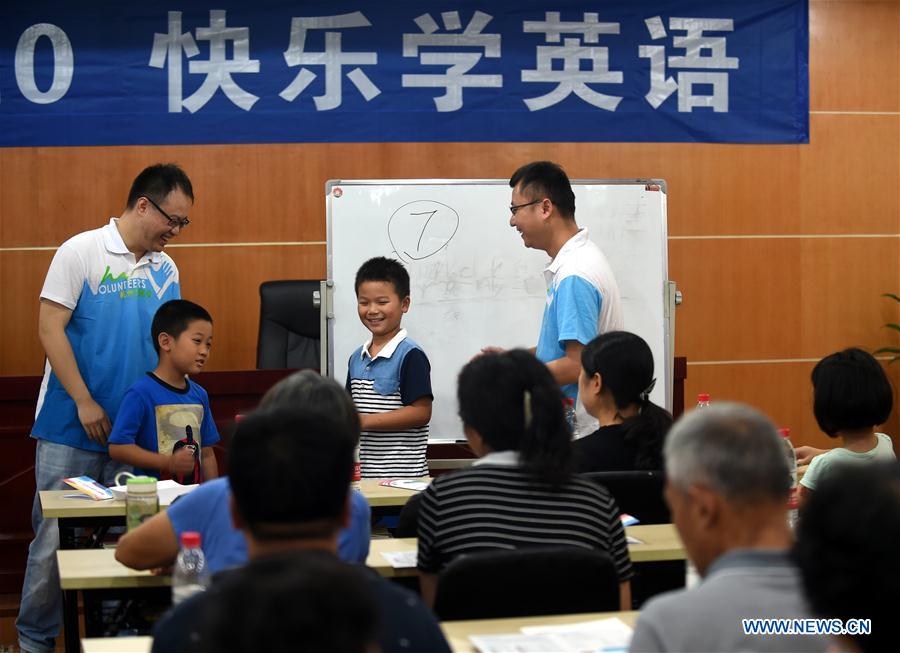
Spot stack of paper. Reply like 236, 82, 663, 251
469, 617, 633, 653
158, 480, 199, 505
381, 550, 417, 568
106, 479, 199, 504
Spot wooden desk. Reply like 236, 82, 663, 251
77, 613, 640, 653
43, 478, 426, 520
58, 550, 171, 591
81, 637, 152, 653
57, 550, 169, 653
355, 478, 430, 507
43, 478, 428, 551
41, 492, 131, 520
59, 530, 663, 652
58, 524, 684, 588
625, 524, 686, 563
441, 610, 639, 653
41, 491, 131, 552
42, 490, 169, 552
366, 538, 419, 578
366, 524, 685, 577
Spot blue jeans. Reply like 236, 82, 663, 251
17, 439, 129, 653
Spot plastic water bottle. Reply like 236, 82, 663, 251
352, 446, 362, 485
779, 428, 799, 530
696, 393, 711, 409
563, 397, 576, 433
172, 531, 206, 605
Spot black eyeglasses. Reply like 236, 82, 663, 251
144, 196, 190, 229
509, 199, 542, 216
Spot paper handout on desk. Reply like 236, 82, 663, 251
378, 479, 430, 491
381, 550, 417, 568
470, 617, 633, 653
107, 479, 198, 504
158, 481, 199, 505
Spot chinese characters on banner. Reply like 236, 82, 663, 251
0, 1, 809, 146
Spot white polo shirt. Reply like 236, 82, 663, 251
535, 228, 622, 436
34, 218, 181, 452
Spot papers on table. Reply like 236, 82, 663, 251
102, 479, 199, 504
378, 478, 430, 491
470, 634, 571, 652
63, 476, 113, 500
380, 550, 417, 568
158, 481, 199, 505
626, 535, 644, 545
63, 494, 99, 501
470, 617, 633, 653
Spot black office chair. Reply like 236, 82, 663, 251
583, 470, 670, 524
433, 547, 620, 621
256, 280, 322, 370
584, 470, 683, 608
393, 492, 423, 538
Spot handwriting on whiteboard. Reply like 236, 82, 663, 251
388, 200, 459, 262
412, 255, 544, 305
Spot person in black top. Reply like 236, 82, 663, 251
575, 331, 672, 472
794, 462, 900, 653
152, 397, 451, 653
197, 550, 378, 653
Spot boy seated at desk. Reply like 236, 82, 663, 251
347, 257, 432, 478
115, 371, 371, 573
108, 299, 219, 483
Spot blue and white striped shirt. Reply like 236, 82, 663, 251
347, 329, 432, 478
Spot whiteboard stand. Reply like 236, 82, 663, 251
665, 281, 678, 412
319, 280, 332, 377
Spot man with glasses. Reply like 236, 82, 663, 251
18, 164, 192, 653
505, 161, 622, 437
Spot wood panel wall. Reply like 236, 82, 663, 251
1, 0, 898, 451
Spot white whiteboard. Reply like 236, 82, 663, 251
326, 180, 670, 441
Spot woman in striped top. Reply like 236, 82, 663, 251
417, 349, 633, 608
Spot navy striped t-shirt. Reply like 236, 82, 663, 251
346, 330, 432, 478
417, 464, 634, 581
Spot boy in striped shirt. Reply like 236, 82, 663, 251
346, 257, 432, 478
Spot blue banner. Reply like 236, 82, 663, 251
0, 1, 808, 146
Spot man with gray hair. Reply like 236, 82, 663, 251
629, 403, 828, 653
